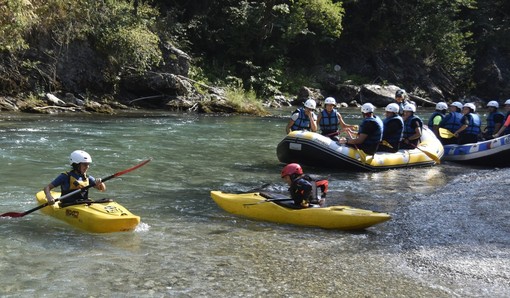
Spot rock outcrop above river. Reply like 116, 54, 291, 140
0, 37, 506, 115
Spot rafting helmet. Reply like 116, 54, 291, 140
450, 101, 463, 110
403, 103, 416, 112
487, 101, 499, 108
435, 102, 448, 111
505, 99, 510, 106
281, 163, 303, 178
385, 103, 400, 113
395, 89, 406, 98
324, 97, 336, 106
304, 99, 316, 110
463, 103, 476, 112
361, 103, 375, 113
70, 150, 92, 165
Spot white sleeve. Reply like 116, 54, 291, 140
291, 113, 300, 121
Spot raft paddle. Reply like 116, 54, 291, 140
439, 128, 455, 139
345, 131, 367, 163
0, 158, 152, 218
409, 143, 441, 164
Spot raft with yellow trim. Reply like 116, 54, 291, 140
277, 126, 443, 171
36, 191, 140, 233
210, 191, 391, 230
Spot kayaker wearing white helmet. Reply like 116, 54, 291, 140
453, 103, 481, 144
428, 102, 448, 138
338, 103, 383, 155
316, 97, 356, 140
492, 99, 510, 138
439, 101, 463, 144
380, 103, 404, 153
43, 150, 106, 206
483, 100, 504, 139
401, 103, 423, 149
286, 98, 318, 134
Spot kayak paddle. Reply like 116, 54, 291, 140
243, 192, 293, 206
0, 158, 152, 218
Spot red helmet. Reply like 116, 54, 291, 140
281, 163, 303, 178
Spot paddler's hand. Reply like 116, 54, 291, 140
46, 195, 56, 205
95, 178, 106, 192
338, 137, 347, 145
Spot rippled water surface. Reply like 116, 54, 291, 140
0, 110, 508, 297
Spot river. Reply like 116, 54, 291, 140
0, 109, 508, 297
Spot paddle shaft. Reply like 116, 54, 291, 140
244, 197, 294, 206
345, 130, 367, 163
1, 158, 151, 218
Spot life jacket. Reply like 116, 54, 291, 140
440, 112, 462, 132
290, 175, 328, 207
290, 108, 311, 131
460, 113, 481, 135
428, 111, 444, 127
319, 109, 339, 135
505, 112, 510, 135
382, 115, 404, 146
486, 111, 504, 135
403, 115, 423, 140
359, 116, 383, 147
61, 171, 90, 201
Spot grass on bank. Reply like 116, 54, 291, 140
223, 87, 269, 116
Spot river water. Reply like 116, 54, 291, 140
0, 109, 508, 297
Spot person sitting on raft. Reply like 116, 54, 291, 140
337, 103, 383, 155
317, 96, 356, 141
286, 98, 318, 134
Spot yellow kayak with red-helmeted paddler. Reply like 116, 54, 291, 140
210, 191, 391, 230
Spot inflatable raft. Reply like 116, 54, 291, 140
210, 191, 391, 230
442, 134, 510, 167
276, 126, 443, 171
36, 191, 140, 233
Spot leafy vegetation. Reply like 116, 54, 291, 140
1, 0, 509, 103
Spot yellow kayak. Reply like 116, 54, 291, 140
210, 191, 391, 230
36, 191, 140, 233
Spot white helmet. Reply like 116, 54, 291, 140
324, 97, 336, 106
395, 89, 406, 98
361, 103, 375, 113
487, 101, 499, 108
385, 103, 400, 113
450, 101, 463, 110
463, 103, 476, 112
304, 99, 316, 110
505, 99, 510, 105
435, 102, 448, 111
70, 150, 92, 165
403, 103, 416, 112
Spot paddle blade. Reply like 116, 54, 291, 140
0, 212, 25, 218
423, 150, 441, 164
439, 128, 454, 139
112, 158, 152, 178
